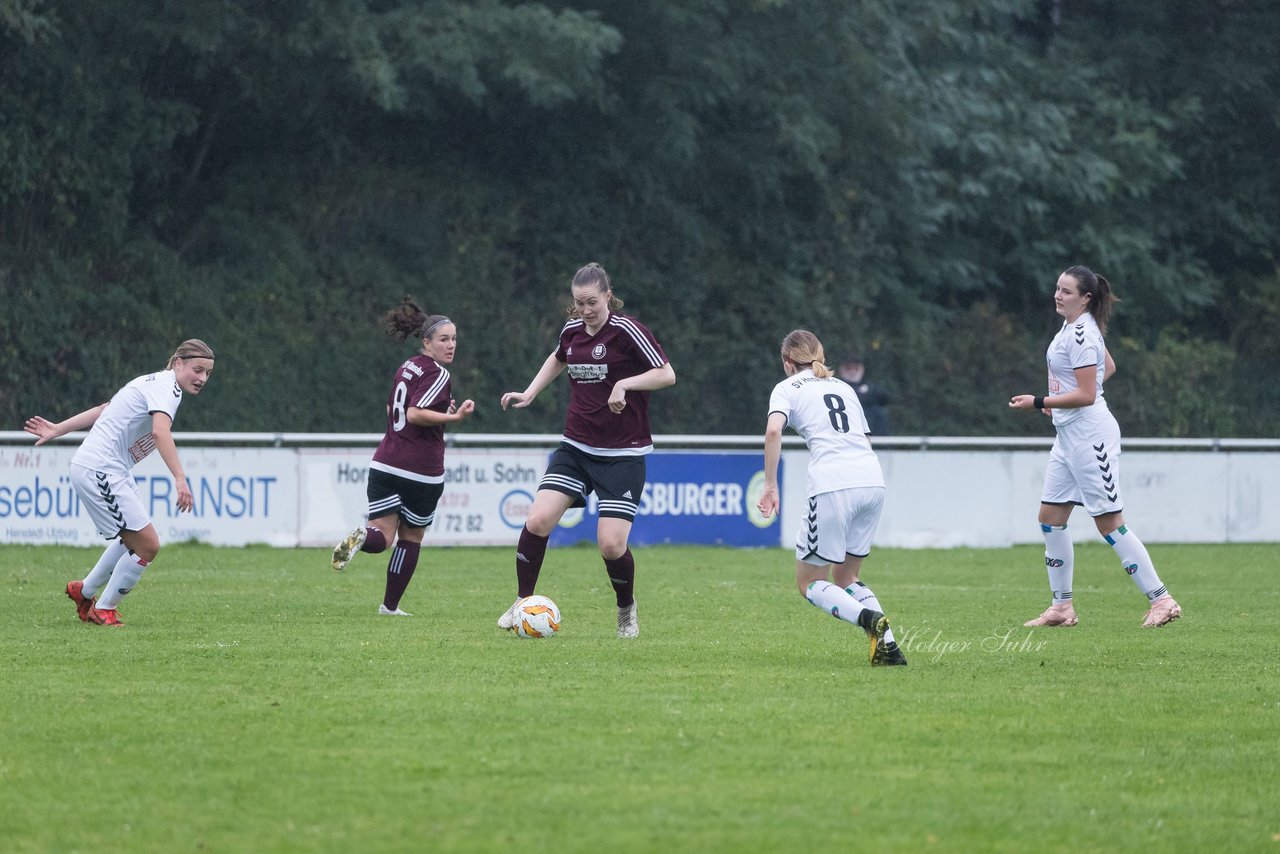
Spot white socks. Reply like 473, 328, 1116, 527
806, 580, 868, 627
1105, 525, 1168, 601
95, 551, 150, 610
1041, 524, 1074, 604
845, 581, 896, 644
82, 540, 129, 598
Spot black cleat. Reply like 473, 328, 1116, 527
856, 609, 889, 663
872, 641, 908, 667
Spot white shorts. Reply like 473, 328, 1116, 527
70, 464, 151, 539
1041, 414, 1124, 516
795, 485, 885, 566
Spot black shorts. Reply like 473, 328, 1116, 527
366, 469, 444, 529
539, 443, 646, 521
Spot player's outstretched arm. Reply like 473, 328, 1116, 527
501, 352, 565, 410
24, 403, 108, 446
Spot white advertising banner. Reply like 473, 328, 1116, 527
0, 445, 298, 547
4, 441, 1277, 548
297, 447, 550, 547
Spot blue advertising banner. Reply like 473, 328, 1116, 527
548, 451, 780, 547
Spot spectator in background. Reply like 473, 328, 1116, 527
837, 355, 891, 436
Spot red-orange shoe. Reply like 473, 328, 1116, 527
66, 580, 94, 622
87, 605, 125, 627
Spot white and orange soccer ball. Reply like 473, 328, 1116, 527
514, 595, 561, 638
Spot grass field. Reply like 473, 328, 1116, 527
2, 541, 1277, 852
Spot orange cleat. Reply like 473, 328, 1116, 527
66, 580, 95, 622
87, 605, 125, 627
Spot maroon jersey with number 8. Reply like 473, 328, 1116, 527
554, 314, 667, 455
370, 355, 451, 481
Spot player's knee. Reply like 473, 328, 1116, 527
598, 537, 628, 560
524, 514, 556, 538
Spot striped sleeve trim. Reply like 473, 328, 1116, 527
415, 368, 450, 408
610, 316, 665, 367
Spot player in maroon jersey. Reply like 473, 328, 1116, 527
497, 262, 676, 637
331, 298, 475, 616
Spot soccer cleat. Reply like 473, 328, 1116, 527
1024, 602, 1078, 628
378, 605, 413, 616
617, 601, 639, 638
87, 605, 124, 627
497, 597, 524, 631
872, 641, 909, 667
66, 580, 94, 622
857, 609, 889, 663
1141, 596, 1182, 628
331, 526, 367, 571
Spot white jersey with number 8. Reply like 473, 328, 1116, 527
767, 369, 884, 496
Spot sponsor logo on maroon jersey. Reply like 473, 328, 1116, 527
567, 364, 608, 383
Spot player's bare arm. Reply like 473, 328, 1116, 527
757, 412, 786, 518
1010, 365, 1099, 412
24, 403, 109, 446
607, 363, 676, 412
502, 352, 566, 410
150, 411, 193, 512
408, 400, 475, 426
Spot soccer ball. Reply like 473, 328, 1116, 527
515, 595, 561, 638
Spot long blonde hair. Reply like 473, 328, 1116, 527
167, 339, 215, 369
780, 329, 833, 377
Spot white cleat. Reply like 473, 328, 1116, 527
1024, 602, 1078, 627
378, 605, 413, 616
1141, 596, 1181, 628
617, 602, 638, 639
497, 597, 524, 631
332, 526, 367, 571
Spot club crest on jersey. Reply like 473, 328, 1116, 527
592, 344, 607, 360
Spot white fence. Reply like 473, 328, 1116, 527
1, 432, 1278, 548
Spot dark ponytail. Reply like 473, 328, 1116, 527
383, 297, 449, 343
1063, 265, 1119, 333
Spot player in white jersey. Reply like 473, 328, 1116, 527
24, 340, 216, 626
757, 330, 906, 666
1010, 265, 1180, 629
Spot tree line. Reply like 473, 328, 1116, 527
2, 0, 1277, 437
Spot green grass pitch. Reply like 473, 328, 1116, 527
2, 541, 1277, 852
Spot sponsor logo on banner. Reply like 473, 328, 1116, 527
0, 446, 297, 546
499, 490, 535, 529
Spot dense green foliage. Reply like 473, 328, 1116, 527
3, 542, 1277, 850
2, 1, 1277, 436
